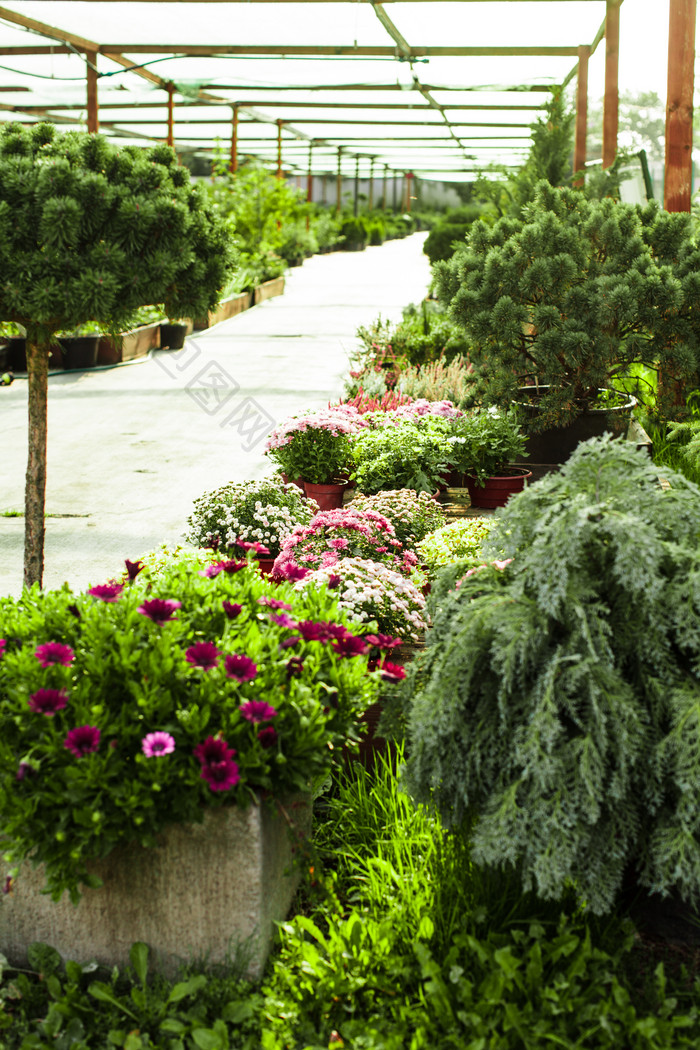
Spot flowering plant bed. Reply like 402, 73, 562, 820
265, 406, 367, 484
0, 553, 377, 902
349, 489, 446, 548
272, 506, 418, 580
294, 557, 428, 642
187, 475, 319, 558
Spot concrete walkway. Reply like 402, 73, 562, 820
1, 233, 431, 597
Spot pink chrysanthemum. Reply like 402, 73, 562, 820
240, 700, 278, 724
88, 583, 124, 602
185, 642, 220, 671
141, 731, 176, 757
64, 725, 101, 758
34, 642, 74, 668
200, 759, 240, 792
224, 654, 258, 683
28, 688, 68, 716
138, 599, 182, 624
193, 736, 235, 766
222, 601, 243, 619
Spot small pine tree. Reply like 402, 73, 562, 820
0, 123, 236, 586
403, 436, 700, 915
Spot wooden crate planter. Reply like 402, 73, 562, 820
194, 291, 252, 331
253, 276, 285, 305
0, 795, 310, 979
98, 322, 161, 365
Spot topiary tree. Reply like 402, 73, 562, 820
0, 123, 236, 587
403, 436, 700, 915
434, 181, 700, 432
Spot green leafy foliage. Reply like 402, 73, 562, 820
435, 181, 700, 431
445, 408, 527, 481
348, 489, 446, 548
423, 205, 487, 264
351, 420, 451, 494
405, 436, 700, 915
417, 516, 498, 573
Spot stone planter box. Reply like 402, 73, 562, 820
0, 795, 310, 979
194, 291, 252, 330
98, 322, 161, 365
253, 275, 285, 305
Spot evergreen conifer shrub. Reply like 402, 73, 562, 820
404, 436, 700, 914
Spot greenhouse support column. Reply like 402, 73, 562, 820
393, 171, 398, 210
664, 0, 697, 211
602, 0, 620, 168
336, 148, 342, 215
573, 45, 589, 186
321, 173, 327, 205
86, 50, 98, 134
353, 155, 359, 217
306, 142, 313, 230
368, 158, 374, 210
276, 120, 283, 179
230, 106, 238, 173
382, 164, 388, 209
406, 172, 414, 213
166, 84, 175, 148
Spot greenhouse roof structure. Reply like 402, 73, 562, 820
0, 0, 691, 189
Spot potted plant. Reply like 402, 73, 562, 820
417, 516, 499, 574
187, 475, 320, 574
434, 181, 700, 461
404, 435, 700, 919
0, 551, 378, 975
55, 321, 104, 370
349, 489, 447, 549
265, 407, 368, 509
351, 418, 452, 496
159, 315, 192, 351
444, 408, 530, 508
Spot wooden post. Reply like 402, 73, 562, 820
602, 0, 620, 169
382, 164, 388, 209
306, 141, 313, 231
353, 155, 360, 216
276, 119, 283, 179
405, 171, 414, 212
230, 105, 238, 173
392, 171, 398, 210
368, 157, 374, 210
86, 50, 98, 133
573, 45, 589, 185
664, 0, 697, 211
166, 83, 174, 147
321, 173, 327, 205
336, 147, 342, 215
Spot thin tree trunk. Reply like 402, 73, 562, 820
24, 341, 48, 589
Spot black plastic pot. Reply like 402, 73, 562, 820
58, 336, 100, 370
515, 386, 637, 464
159, 322, 188, 351
0, 342, 10, 372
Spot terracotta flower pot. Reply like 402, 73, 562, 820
465, 468, 532, 509
255, 557, 277, 577
302, 481, 348, 511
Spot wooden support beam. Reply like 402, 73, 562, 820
664, 0, 697, 211
602, 0, 620, 169
230, 105, 239, 173
573, 44, 589, 184
86, 51, 99, 134
100, 44, 580, 57
166, 83, 175, 147
204, 82, 555, 93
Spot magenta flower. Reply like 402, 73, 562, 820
88, 583, 123, 602
224, 654, 258, 683
15, 761, 34, 781
28, 688, 68, 716
286, 657, 304, 678
331, 634, 369, 658
193, 736, 235, 766
279, 636, 300, 650
185, 642, 220, 671
240, 700, 277, 724
64, 725, 101, 758
125, 559, 145, 582
282, 564, 309, 582
223, 600, 243, 619
270, 612, 296, 628
233, 539, 270, 556
200, 759, 240, 792
258, 597, 292, 611
34, 642, 74, 668
257, 726, 278, 748
138, 599, 181, 624
365, 633, 403, 650
377, 660, 406, 682
201, 560, 247, 578
0, 639, 6, 659
295, 620, 332, 642
327, 574, 341, 589
141, 731, 176, 757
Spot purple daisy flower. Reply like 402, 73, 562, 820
270, 612, 296, 628
200, 759, 240, 792
240, 699, 277, 724
88, 583, 123, 602
286, 657, 304, 678
34, 642, 75, 668
279, 636, 300, 650
224, 654, 258, 683
377, 660, 406, 682
257, 726, 278, 748
138, 599, 182, 624
295, 620, 330, 642
222, 600, 243, 619
64, 725, 101, 758
0, 639, 6, 659
200, 560, 247, 578
327, 574, 342, 589
365, 633, 403, 650
193, 736, 235, 766
125, 559, 145, 582
258, 597, 292, 611
233, 539, 270, 556
28, 688, 68, 716
15, 761, 34, 781
283, 564, 309, 582
141, 731, 176, 757
332, 634, 369, 659
185, 641, 220, 671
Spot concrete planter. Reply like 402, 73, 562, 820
253, 275, 285, 305
0, 795, 310, 979
98, 322, 161, 365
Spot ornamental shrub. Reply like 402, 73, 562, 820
0, 554, 377, 902
187, 475, 319, 557
349, 489, 446, 549
404, 436, 700, 915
